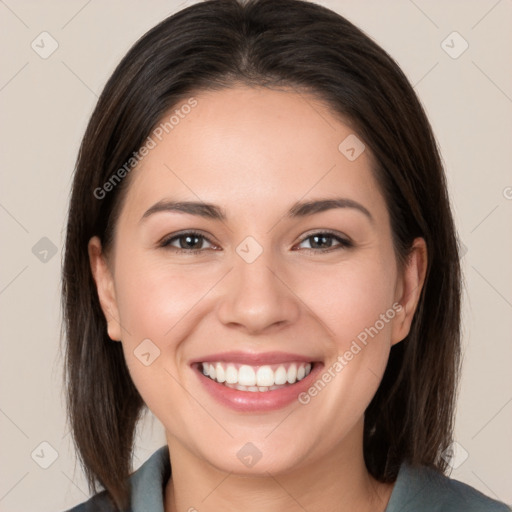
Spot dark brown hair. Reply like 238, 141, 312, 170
62, 0, 461, 509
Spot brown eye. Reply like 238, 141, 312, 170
161, 231, 217, 252
297, 232, 352, 251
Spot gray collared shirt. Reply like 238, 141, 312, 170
67, 445, 510, 511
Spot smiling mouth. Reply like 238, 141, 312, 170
196, 361, 315, 392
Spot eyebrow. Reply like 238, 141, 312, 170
140, 197, 373, 223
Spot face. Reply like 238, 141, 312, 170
89, 86, 426, 476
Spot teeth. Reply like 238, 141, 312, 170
226, 365, 238, 384
215, 363, 225, 383
274, 366, 288, 385
238, 365, 256, 386
287, 364, 297, 383
256, 365, 275, 387
200, 361, 313, 390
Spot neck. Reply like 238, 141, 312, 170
164, 419, 394, 512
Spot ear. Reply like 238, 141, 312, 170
88, 236, 122, 342
391, 237, 428, 346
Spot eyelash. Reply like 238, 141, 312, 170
159, 230, 353, 254
159, 230, 217, 254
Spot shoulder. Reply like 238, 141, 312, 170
66, 490, 118, 512
63, 446, 170, 512
386, 462, 511, 512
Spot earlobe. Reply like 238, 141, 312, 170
391, 237, 428, 346
88, 236, 122, 342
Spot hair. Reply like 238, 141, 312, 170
62, 0, 461, 509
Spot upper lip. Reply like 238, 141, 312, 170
190, 351, 319, 366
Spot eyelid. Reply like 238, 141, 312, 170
159, 229, 353, 253
294, 229, 353, 250
159, 230, 219, 251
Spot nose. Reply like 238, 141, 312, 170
216, 248, 301, 334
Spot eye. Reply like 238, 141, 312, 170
160, 231, 218, 253
296, 231, 352, 252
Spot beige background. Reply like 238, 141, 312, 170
0, 1, 511, 510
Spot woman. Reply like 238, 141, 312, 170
62, 0, 510, 511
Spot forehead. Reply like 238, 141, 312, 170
120, 85, 385, 223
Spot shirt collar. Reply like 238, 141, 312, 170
130, 445, 170, 512
128, 446, 421, 512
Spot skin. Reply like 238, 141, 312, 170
89, 86, 427, 512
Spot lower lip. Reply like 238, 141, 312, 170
193, 363, 323, 412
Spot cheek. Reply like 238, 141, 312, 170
290, 257, 398, 438
294, 251, 399, 414
302, 253, 398, 347
111, 253, 212, 421
113, 252, 216, 342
